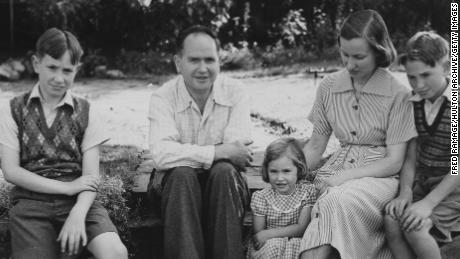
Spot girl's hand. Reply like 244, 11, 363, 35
401, 199, 434, 232
253, 230, 270, 250
385, 193, 412, 219
57, 208, 87, 256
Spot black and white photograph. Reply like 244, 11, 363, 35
0, 0, 458, 258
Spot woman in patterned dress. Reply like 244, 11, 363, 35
247, 137, 316, 259
299, 10, 417, 259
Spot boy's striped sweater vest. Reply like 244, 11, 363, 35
413, 98, 451, 176
10, 91, 89, 180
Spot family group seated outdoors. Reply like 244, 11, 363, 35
0, 8, 456, 259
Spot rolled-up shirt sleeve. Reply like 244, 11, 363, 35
81, 105, 110, 152
223, 83, 252, 143
148, 92, 215, 170
0, 102, 19, 152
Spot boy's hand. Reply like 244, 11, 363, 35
66, 175, 100, 196
57, 208, 87, 256
385, 194, 412, 219
253, 230, 270, 250
401, 200, 434, 232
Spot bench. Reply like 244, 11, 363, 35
129, 150, 268, 229
130, 149, 460, 259
1, 148, 460, 259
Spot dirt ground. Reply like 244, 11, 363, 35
0, 71, 409, 155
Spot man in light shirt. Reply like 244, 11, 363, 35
148, 25, 253, 259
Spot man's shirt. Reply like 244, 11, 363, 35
148, 75, 252, 170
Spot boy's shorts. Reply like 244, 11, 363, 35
413, 174, 460, 243
9, 188, 118, 259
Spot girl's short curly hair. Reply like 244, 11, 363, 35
261, 137, 311, 183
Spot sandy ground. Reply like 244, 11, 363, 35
0, 71, 409, 155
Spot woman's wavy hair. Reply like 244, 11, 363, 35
261, 137, 311, 183
339, 9, 397, 68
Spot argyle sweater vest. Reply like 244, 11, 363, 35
413, 98, 451, 176
10, 92, 89, 180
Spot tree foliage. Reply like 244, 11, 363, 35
1, 0, 451, 59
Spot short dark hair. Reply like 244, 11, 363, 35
261, 137, 311, 183
339, 9, 396, 68
399, 31, 450, 67
176, 25, 220, 54
36, 28, 83, 65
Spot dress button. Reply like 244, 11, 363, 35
351, 131, 357, 136
353, 105, 358, 110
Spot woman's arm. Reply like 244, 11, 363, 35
303, 133, 330, 171
320, 141, 408, 193
337, 141, 408, 182
397, 138, 417, 197
385, 138, 417, 218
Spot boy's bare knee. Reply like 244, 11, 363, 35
384, 214, 403, 238
94, 243, 128, 259
404, 218, 433, 241
88, 232, 128, 259
105, 244, 128, 259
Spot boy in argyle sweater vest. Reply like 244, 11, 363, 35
0, 28, 127, 259
384, 31, 459, 259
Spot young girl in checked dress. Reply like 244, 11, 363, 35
247, 137, 316, 259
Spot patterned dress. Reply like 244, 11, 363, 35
247, 183, 316, 259
299, 68, 417, 259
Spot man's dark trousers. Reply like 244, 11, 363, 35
156, 161, 249, 259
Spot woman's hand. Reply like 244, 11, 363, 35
385, 192, 412, 219
318, 174, 347, 196
401, 199, 434, 232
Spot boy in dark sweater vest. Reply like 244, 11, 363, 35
0, 28, 127, 259
384, 31, 459, 259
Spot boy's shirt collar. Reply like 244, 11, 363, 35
409, 78, 451, 103
26, 83, 74, 110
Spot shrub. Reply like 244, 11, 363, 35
256, 43, 316, 67
80, 49, 108, 77
114, 50, 174, 75
220, 41, 259, 70
0, 180, 12, 218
